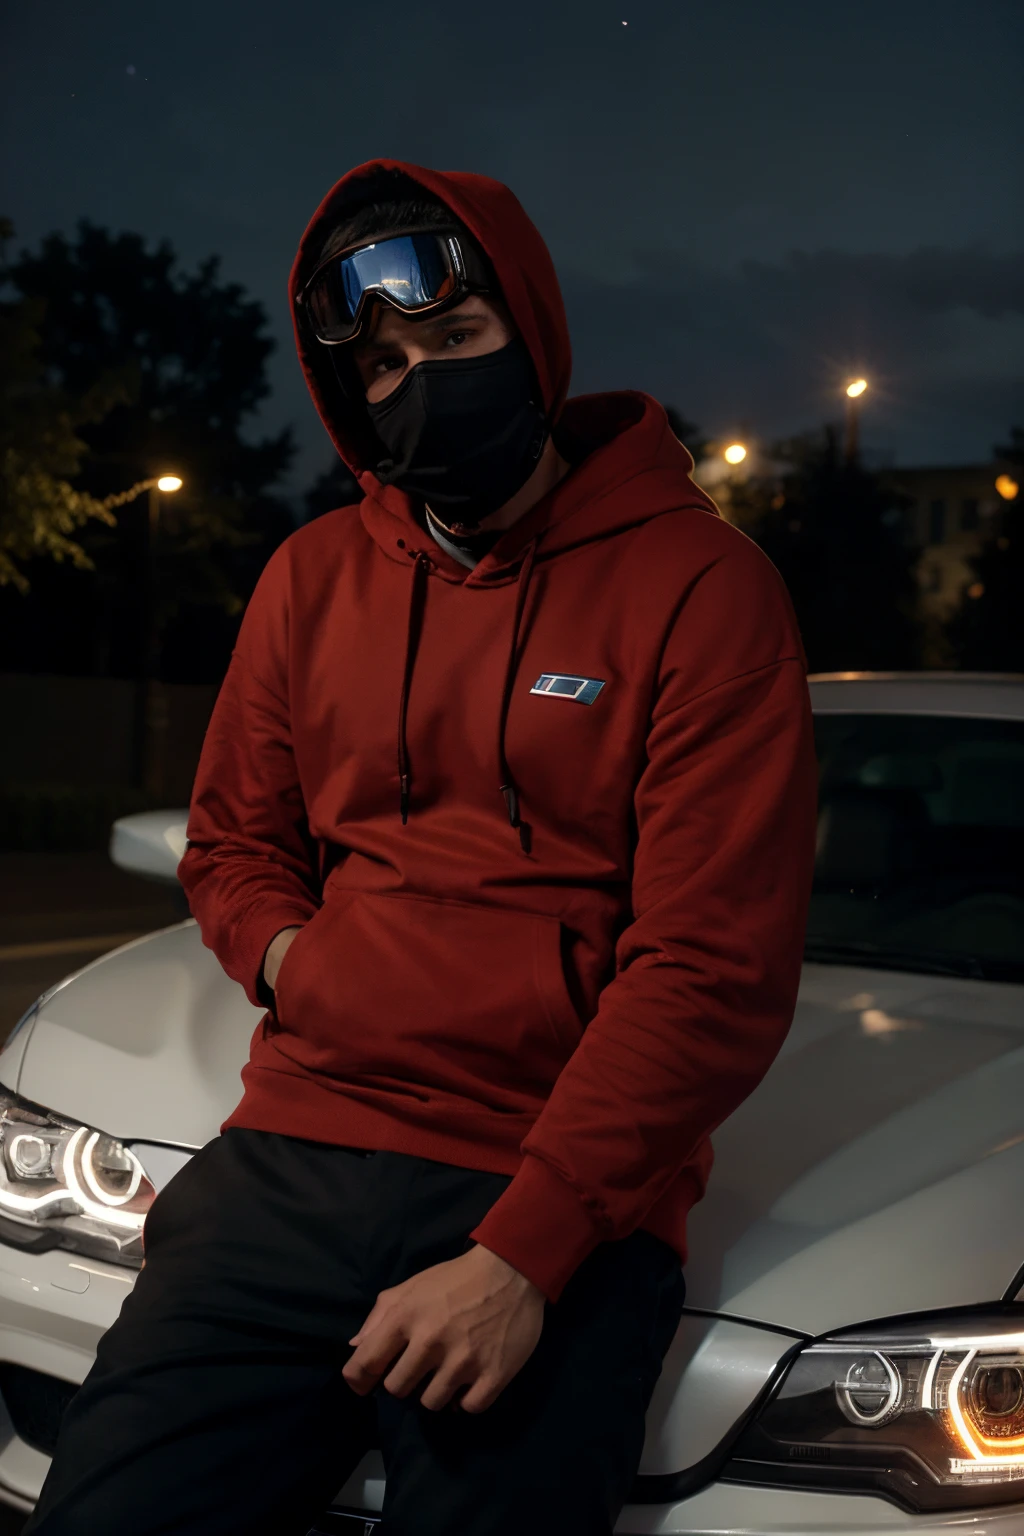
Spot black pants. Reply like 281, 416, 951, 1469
24, 1128, 685, 1536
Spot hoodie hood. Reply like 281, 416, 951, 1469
289, 159, 719, 565
290, 158, 573, 479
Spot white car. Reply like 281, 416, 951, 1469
0, 672, 1022, 1535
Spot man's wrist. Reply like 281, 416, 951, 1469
469, 1242, 544, 1299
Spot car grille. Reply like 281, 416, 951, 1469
0, 1363, 79, 1457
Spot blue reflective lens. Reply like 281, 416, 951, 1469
337, 234, 455, 319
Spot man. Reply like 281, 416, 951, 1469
26, 162, 817, 1536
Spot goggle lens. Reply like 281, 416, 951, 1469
305, 233, 461, 343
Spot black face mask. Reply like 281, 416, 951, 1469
365, 337, 549, 529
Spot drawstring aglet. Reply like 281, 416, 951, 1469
400, 773, 410, 825
500, 783, 520, 828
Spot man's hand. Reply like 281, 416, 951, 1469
262, 926, 303, 991
343, 1244, 545, 1413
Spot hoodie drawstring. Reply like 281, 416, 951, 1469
397, 538, 539, 855
397, 552, 429, 824
497, 536, 538, 855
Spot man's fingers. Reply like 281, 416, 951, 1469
342, 1321, 407, 1395
418, 1356, 474, 1412
459, 1372, 505, 1414
382, 1335, 441, 1399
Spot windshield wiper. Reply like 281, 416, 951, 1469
803, 940, 991, 981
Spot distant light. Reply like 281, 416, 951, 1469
156, 475, 183, 493
723, 443, 747, 465
995, 474, 1019, 501
846, 378, 868, 399
967, 582, 985, 600
860, 1008, 920, 1037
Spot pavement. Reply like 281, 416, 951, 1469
0, 849, 187, 1044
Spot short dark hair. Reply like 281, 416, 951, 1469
318, 187, 458, 265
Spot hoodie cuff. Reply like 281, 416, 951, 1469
469, 1155, 608, 1303
235, 901, 317, 1009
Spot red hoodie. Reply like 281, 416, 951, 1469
179, 160, 818, 1302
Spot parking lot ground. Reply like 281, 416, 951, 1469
0, 850, 186, 1043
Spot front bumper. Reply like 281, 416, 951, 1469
0, 1244, 1021, 1535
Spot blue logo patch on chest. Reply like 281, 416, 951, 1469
529, 673, 606, 705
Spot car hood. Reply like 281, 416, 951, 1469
6, 930, 1024, 1336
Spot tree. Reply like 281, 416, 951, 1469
2, 222, 296, 681
947, 428, 1024, 672
732, 425, 921, 672
8, 222, 292, 498
0, 220, 130, 591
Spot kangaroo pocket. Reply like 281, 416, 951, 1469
271, 890, 583, 1113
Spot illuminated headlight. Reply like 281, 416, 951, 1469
0, 1087, 154, 1268
723, 1307, 1024, 1513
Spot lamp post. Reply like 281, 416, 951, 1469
106, 475, 184, 796
844, 378, 868, 464
723, 442, 748, 466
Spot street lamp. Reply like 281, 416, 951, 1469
723, 443, 748, 466
844, 378, 868, 463
995, 474, 1019, 501
136, 475, 184, 797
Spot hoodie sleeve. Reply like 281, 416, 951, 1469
178, 545, 322, 1007
470, 539, 818, 1301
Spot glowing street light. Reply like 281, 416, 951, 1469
723, 443, 748, 465
156, 475, 183, 493
846, 378, 868, 399
995, 474, 1019, 501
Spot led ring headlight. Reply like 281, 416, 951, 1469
723, 1307, 1024, 1514
0, 1087, 156, 1267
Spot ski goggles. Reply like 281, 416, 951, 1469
296, 230, 491, 345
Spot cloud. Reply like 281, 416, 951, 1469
739, 247, 1024, 320
559, 245, 1024, 466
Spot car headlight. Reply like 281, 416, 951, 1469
0, 1087, 154, 1269
723, 1307, 1024, 1513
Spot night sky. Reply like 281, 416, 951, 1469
4, 0, 1022, 493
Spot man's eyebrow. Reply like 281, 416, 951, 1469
417, 308, 489, 332
354, 307, 490, 357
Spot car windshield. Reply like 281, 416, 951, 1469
808, 711, 1024, 983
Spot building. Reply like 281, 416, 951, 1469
881, 462, 1019, 665
882, 463, 1018, 619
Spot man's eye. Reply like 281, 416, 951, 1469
373, 356, 403, 375
444, 330, 472, 347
